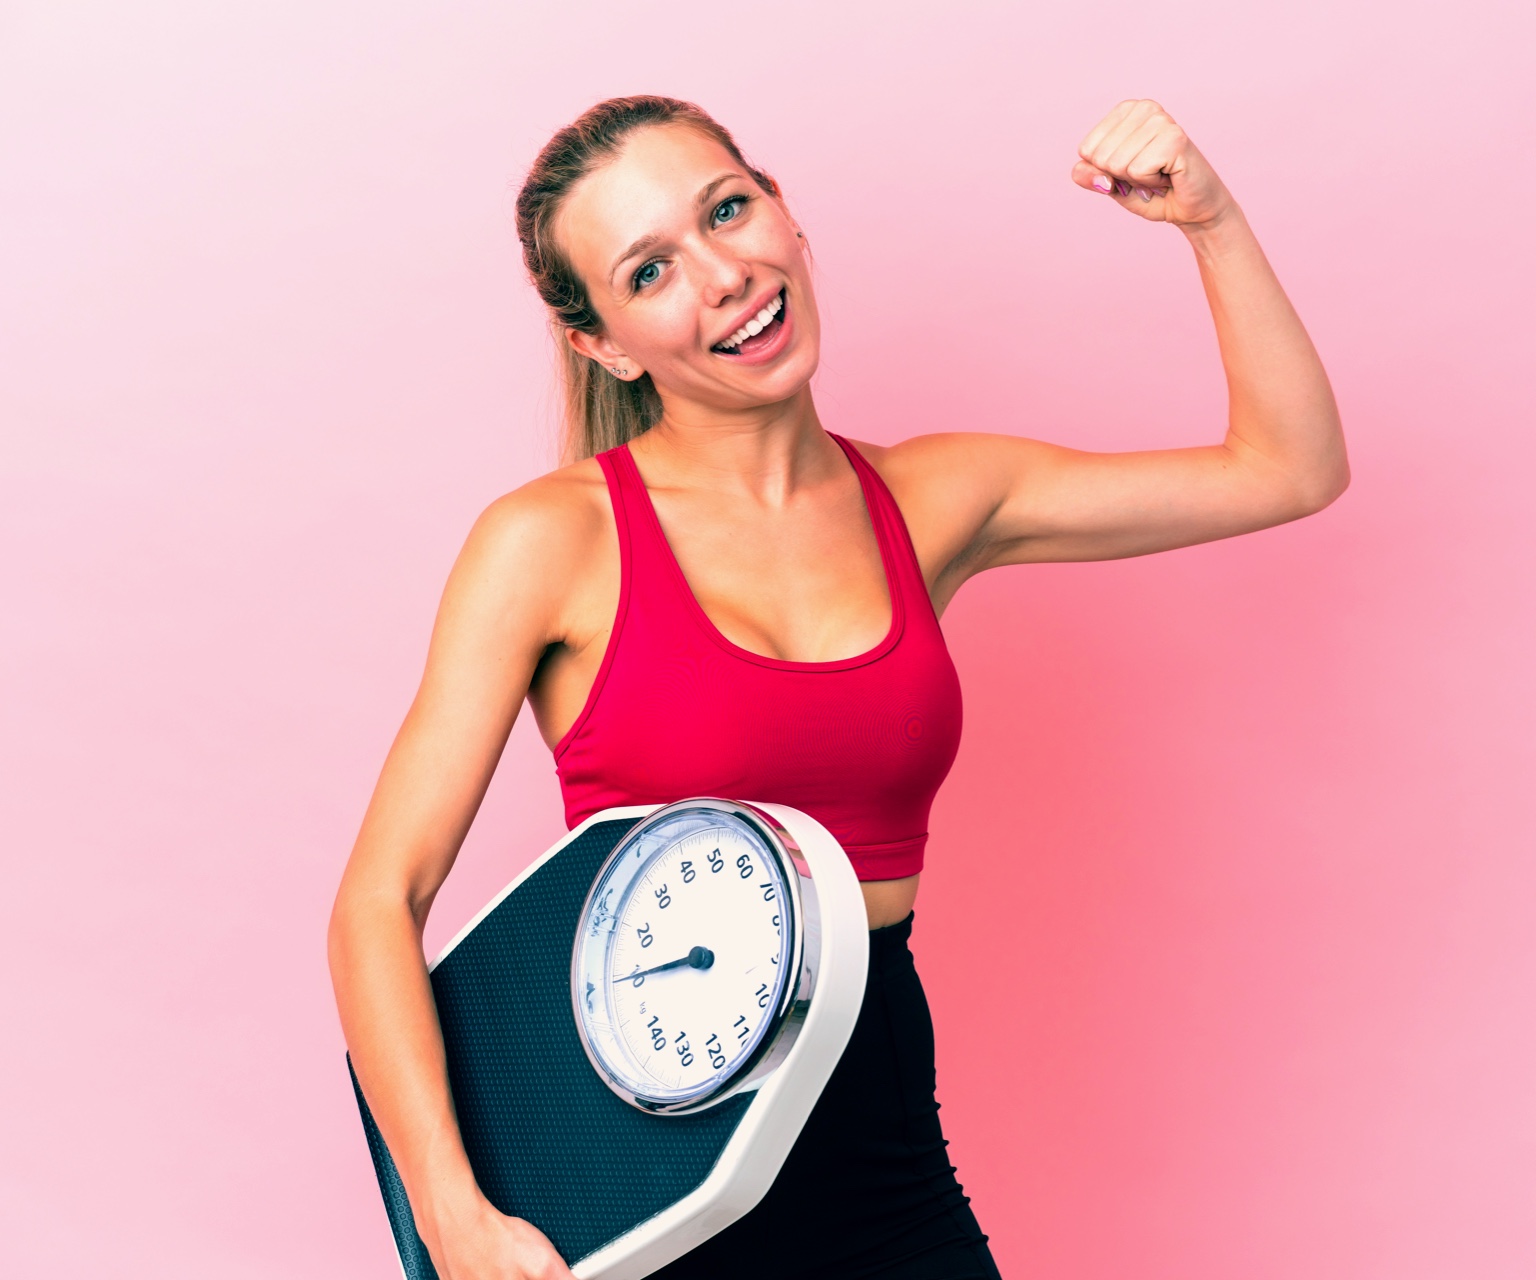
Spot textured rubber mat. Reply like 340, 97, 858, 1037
350, 818, 753, 1276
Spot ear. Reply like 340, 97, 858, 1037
565, 326, 641, 380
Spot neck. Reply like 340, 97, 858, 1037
630, 384, 841, 504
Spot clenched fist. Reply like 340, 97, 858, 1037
1073, 100, 1234, 228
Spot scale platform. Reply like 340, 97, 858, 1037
349, 800, 869, 1279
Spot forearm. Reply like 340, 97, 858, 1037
328, 888, 485, 1247
1183, 204, 1349, 509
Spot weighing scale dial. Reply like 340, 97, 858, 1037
571, 799, 814, 1114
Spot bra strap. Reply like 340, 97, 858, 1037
829, 432, 926, 613
594, 446, 634, 563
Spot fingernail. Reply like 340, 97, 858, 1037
1114, 179, 1132, 197
1092, 174, 1112, 194
1137, 187, 1153, 202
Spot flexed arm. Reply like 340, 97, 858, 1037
888, 100, 1349, 589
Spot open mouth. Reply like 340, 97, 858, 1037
711, 288, 787, 356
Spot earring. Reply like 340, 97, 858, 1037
610, 365, 626, 376
796, 232, 804, 238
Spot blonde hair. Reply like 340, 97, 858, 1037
513, 95, 781, 462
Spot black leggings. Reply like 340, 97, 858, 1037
646, 911, 1003, 1279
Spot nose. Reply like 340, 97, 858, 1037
697, 239, 752, 310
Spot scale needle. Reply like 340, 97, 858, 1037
616, 946, 715, 983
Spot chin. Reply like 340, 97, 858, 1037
735, 347, 820, 406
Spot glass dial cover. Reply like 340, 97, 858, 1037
570, 800, 804, 1114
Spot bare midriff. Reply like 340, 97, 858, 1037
862, 873, 921, 930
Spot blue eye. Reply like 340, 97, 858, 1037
713, 195, 749, 225
633, 261, 662, 289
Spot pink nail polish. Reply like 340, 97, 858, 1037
1114, 179, 1132, 197
1092, 175, 1112, 193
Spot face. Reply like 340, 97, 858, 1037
554, 124, 820, 417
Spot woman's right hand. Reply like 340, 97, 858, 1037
421, 1196, 579, 1280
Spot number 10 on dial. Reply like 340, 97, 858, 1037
570, 799, 816, 1114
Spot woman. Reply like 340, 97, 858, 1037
328, 95, 1348, 1279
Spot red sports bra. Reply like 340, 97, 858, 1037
553, 432, 963, 881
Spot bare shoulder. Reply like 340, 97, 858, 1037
447, 455, 616, 649
469, 455, 610, 567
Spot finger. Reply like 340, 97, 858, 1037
1123, 130, 1185, 190
1115, 146, 1173, 204
1076, 165, 1150, 205
1072, 159, 1152, 207
1087, 126, 1167, 205
1122, 135, 1185, 205
1080, 98, 1160, 170
1071, 159, 1118, 195
1087, 97, 1158, 152
1081, 99, 1142, 162
1099, 113, 1168, 183
1076, 98, 1147, 163
1075, 164, 1154, 210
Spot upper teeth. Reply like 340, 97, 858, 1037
716, 292, 783, 350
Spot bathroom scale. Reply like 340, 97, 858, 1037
349, 797, 870, 1279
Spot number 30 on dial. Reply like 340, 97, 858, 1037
570, 798, 815, 1114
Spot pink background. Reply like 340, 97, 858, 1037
3, 2, 1532, 1276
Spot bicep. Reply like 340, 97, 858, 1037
942, 432, 1321, 574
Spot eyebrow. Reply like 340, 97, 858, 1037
607, 172, 745, 286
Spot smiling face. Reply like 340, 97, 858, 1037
553, 124, 820, 418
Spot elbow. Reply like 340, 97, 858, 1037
1302, 460, 1351, 513
327, 869, 433, 986
1287, 433, 1351, 516
326, 877, 380, 987
1296, 460, 1350, 516
1304, 415, 1352, 513
1240, 408, 1350, 519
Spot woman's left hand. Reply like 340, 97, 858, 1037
1072, 100, 1234, 229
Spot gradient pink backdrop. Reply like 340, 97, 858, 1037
3, 2, 1532, 1276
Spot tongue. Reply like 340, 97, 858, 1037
733, 309, 783, 355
